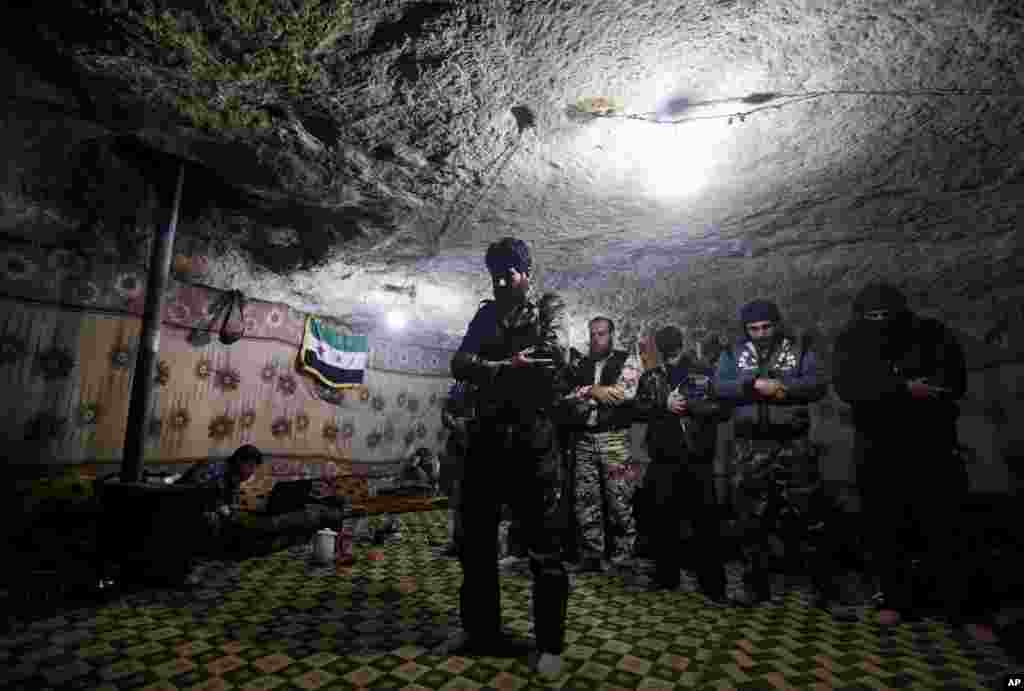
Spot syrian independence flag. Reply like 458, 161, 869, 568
300, 316, 368, 388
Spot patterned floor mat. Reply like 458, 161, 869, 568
1, 510, 1016, 690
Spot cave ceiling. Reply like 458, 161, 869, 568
4, 0, 1024, 343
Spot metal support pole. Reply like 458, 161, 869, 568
121, 161, 185, 482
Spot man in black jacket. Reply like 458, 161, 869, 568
567, 317, 641, 572
635, 326, 730, 597
833, 283, 996, 641
444, 237, 575, 679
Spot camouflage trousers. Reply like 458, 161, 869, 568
730, 437, 834, 597
731, 437, 821, 519
574, 429, 637, 560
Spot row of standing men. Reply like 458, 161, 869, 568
437, 237, 995, 679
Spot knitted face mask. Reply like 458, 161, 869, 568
853, 284, 908, 335
860, 312, 908, 345
491, 267, 529, 305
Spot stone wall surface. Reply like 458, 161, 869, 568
1, 0, 1023, 496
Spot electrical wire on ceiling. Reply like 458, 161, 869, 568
568, 87, 1012, 126
381, 281, 417, 301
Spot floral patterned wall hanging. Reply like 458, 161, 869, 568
0, 238, 457, 478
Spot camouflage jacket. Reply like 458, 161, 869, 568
451, 292, 575, 421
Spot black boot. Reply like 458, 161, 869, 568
652, 560, 681, 590
732, 569, 771, 606
435, 628, 534, 657
698, 568, 728, 604
531, 554, 570, 656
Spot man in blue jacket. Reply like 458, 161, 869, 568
175, 444, 263, 529
715, 300, 834, 608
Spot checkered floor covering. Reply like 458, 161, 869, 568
1, 510, 1016, 690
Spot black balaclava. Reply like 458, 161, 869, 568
739, 299, 782, 353
852, 282, 910, 344
485, 237, 531, 306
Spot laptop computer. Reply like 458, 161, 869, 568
264, 479, 314, 516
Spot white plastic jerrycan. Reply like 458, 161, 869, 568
312, 528, 338, 564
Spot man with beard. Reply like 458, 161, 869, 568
442, 237, 575, 679
567, 317, 641, 572
635, 326, 730, 597
832, 283, 997, 641
714, 300, 838, 611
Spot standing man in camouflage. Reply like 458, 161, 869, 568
714, 300, 836, 610
568, 317, 641, 572
444, 237, 575, 679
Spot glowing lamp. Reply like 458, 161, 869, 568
386, 310, 407, 330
